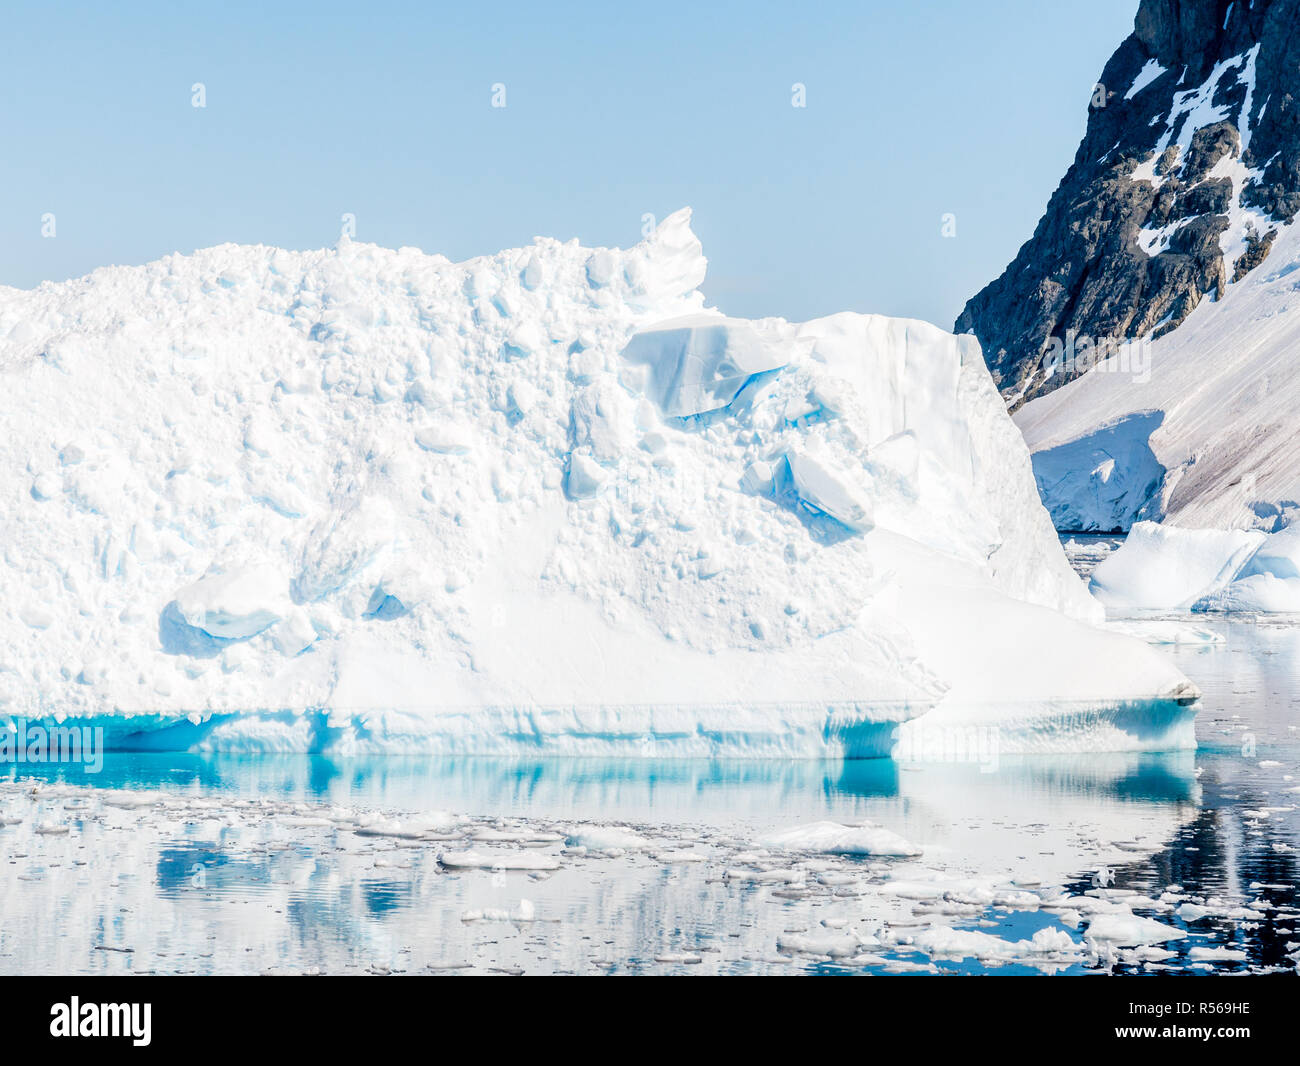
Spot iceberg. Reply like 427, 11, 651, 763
1092, 520, 1300, 613
0, 209, 1195, 755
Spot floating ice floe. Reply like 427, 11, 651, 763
777, 927, 880, 959
1083, 909, 1187, 946
911, 925, 1082, 964
564, 825, 653, 854
762, 821, 922, 858
437, 848, 561, 872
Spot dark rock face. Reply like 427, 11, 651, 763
958, 0, 1300, 407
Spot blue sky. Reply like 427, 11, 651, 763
1, 0, 1137, 329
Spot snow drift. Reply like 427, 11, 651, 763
0, 210, 1195, 755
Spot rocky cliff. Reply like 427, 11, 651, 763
958, 0, 1300, 407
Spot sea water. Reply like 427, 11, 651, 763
0, 618, 1295, 975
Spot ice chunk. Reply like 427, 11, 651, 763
520, 255, 544, 290
762, 820, 921, 857
564, 825, 651, 852
438, 849, 560, 871
570, 381, 636, 462
1084, 910, 1187, 946
739, 459, 776, 496
777, 928, 873, 958
626, 208, 708, 306
585, 250, 615, 288
565, 452, 606, 499
30, 473, 60, 501
620, 314, 786, 417
173, 565, 290, 639
272, 606, 317, 656
913, 926, 1082, 962
414, 424, 472, 455
19, 604, 55, 630
776, 450, 874, 533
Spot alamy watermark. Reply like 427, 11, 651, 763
0, 719, 104, 773
1043, 332, 1153, 384
50, 998, 150, 1046
894, 724, 1000, 773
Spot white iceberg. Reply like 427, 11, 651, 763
1092, 520, 1300, 613
0, 209, 1195, 755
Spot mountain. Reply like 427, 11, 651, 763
957, 0, 1300, 408
988, 1, 1300, 612
0, 212, 1194, 755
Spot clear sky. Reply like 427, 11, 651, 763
1, 0, 1138, 330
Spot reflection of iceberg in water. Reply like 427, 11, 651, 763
5, 751, 903, 821
4, 747, 1197, 817
9, 747, 1199, 871
3, 744, 1292, 975
875, 752, 1201, 888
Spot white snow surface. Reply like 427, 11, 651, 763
1123, 58, 1168, 102
0, 210, 1192, 754
1018, 220, 1300, 535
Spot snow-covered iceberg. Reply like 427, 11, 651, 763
1092, 520, 1300, 613
0, 210, 1195, 755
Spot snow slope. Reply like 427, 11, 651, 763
1016, 217, 1300, 614
1017, 220, 1300, 534
0, 211, 1194, 755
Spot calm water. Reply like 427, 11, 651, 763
0, 619, 1296, 975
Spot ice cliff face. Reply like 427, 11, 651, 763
0, 211, 1192, 755
958, 0, 1300, 407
